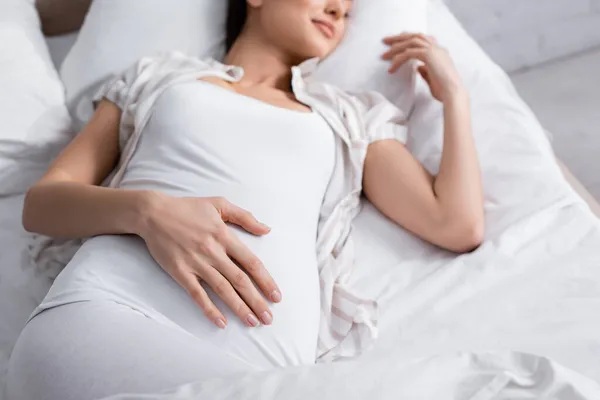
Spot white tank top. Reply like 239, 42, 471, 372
37, 81, 336, 363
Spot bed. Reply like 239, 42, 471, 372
2, 0, 600, 399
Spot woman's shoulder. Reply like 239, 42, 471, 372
307, 79, 401, 117
94, 52, 227, 117
303, 78, 407, 143
128, 51, 217, 74
304, 74, 394, 110
118, 52, 244, 88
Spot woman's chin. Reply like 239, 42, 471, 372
317, 42, 341, 60
306, 48, 334, 62
300, 39, 337, 61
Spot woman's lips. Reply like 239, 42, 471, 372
313, 20, 335, 39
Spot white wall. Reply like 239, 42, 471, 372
445, 0, 600, 72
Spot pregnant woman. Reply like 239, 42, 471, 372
8, 0, 484, 399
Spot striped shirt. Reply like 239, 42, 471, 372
30, 51, 408, 362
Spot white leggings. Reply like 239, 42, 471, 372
7, 300, 315, 400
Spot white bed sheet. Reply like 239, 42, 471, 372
105, 352, 600, 400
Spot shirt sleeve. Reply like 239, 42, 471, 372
92, 54, 168, 110
91, 55, 164, 150
91, 51, 197, 150
351, 90, 409, 145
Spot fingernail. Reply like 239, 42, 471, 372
216, 318, 227, 329
270, 290, 282, 303
260, 311, 273, 325
247, 314, 260, 327
261, 222, 271, 231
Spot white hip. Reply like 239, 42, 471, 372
8, 301, 252, 400
33, 231, 322, 368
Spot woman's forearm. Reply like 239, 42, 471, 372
434, 91, 484, 229
23, 182, 153, 239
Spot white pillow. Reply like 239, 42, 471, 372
0, 0, 72, 197
61, 0, 228, 129
61, 0, 428, 129
46, 31, 79, 71
351, 0, 573, 293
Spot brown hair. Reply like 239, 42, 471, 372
226, 0, 248, 52
36, 0, 92, 36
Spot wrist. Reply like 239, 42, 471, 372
443, 86, 469, 105
130, 190, 163, 239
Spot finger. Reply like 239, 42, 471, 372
201, 260, 265, 327
211, 251, 274, 326
177, 272, 228, 329
227, 234, 282, 304
389, 49, 428, 73
382, 32, 417, 44
382, 37, 430, 60
427, 35, 438, 44
418, 66, 431, 86
383, 32, 429, 45
216, 199, 271, 236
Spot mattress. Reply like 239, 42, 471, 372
2, 1, 600, 399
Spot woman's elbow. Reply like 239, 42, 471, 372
22, 186, 41, 233
445, 216, 485, 254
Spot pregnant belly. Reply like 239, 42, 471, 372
53, 221, 322, 367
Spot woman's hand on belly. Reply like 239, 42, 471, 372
138, 192, 283, 329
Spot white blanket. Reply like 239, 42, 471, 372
105, 351, 600, 400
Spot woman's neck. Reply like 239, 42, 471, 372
223, 31, 295, 92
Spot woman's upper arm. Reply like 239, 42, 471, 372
41, 100, 122, 185
363, 139, 483, 253
363, 139, 443, 237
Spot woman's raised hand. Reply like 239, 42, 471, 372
138, 192, 281, 329
382, 32, 466, 103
